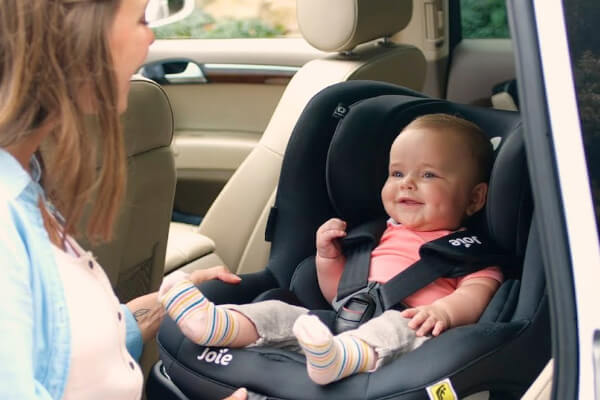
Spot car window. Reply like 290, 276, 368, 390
460, 0, 510, 39
563, 0, 600, 233
153, 0, 300, 39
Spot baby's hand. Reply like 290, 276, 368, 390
316, 218, 347, 259
400, 304, 451, 337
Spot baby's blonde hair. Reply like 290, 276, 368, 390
0, 0, 124, 242
403, 113, 494, 183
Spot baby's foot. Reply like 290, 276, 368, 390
159, 279, 239, 346
293, 314, 375, 385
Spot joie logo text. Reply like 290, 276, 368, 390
449, 236, 482, 248
197, 348, 233, 366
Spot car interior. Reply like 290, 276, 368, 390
78, 77, 177, 378
83, 0, 569, 399
154, 0, 519, 281
151, 79, 550, 400
162, 0, 430, 278
81, 78, 176, 305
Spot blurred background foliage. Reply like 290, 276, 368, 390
154, 0, 287, 39
156, 0, 511, 40
564, 0, 600, 219
460, 0, 510, 38
153, 9, 284, 39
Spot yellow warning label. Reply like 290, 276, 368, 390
426, 378, 458, 400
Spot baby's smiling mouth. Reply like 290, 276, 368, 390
397, 198, 422, 206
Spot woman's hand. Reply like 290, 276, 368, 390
189, 265, 242, 286
223, 388, 247, 400
159, 266, 242, 299
127, 266, 242, 343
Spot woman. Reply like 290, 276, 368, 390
0, 1, 245, 399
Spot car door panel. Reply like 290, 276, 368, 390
446, 39, 515, 106
166, 81, 286, 216
145, 39, 324, 218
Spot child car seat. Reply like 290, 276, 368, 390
147, 81, 550, 400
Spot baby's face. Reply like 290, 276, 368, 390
381, 127, 485, 231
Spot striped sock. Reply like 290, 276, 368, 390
293, 314, 375, 385
159, 279, 239, 347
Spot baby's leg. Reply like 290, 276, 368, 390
228, 300, 309, 349
159, 278, 258, 347
293, 315, 376, 385
345, 310, 429, 369
293, 310, 430, 385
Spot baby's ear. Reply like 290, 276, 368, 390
466, 182, 488, 216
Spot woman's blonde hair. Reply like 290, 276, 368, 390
0, 0, 124, 242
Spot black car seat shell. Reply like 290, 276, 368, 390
149, 81, 550, 400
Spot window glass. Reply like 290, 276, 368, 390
563, 0, 600, 229
154, 0, 300, 39
460, 0, 510, 39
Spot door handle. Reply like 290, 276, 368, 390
140, 60, 207, 84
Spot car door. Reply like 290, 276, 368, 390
508, 0, 600, 398
144, 2, 323, 222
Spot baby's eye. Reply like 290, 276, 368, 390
391, 171, 403, 178
422, 171, 437, 178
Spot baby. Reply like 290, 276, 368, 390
159, 113, 503, 385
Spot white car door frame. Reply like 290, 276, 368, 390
509, 0, 600, 398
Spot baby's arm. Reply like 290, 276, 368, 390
400, 277, 500, 337
315, 218, 347, 303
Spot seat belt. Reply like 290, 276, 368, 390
335, 219, 387, 300
331, 219, 511, 333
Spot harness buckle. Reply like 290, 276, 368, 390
332, 282, 382, 334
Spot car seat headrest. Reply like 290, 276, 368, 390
297, 0, 412, 52
485, 127, 532, 259
121, 77, 174, 158
326, 96, 532, 265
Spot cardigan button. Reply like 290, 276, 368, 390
118, 312, 122, 321
88, 260, 94, 269
129, 361, 135, 370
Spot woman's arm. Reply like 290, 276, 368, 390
124, 292, 165, 360
0, 228, 55, 399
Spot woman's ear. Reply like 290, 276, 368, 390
466, 182, 488, 216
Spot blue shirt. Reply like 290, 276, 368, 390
0, 149, 143, 399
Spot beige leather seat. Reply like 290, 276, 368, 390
165, 0, 427, 276
81, 77, 176, 303
521, 359, 553, 400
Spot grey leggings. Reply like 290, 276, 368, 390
227, 300, 429, 370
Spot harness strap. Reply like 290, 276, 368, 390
335, 219, 387, 300
379, 230, 511, 310
337, 241, 375, 299
378, 254, 484, 310
333, 221, 511, 332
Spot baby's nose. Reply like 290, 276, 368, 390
399, 175, 416, 189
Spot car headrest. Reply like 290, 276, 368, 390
326, 96, 532, 266
121, 77, 174, 158
297, 0, 412, 52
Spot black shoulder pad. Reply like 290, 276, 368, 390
419, 229, 513, 270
